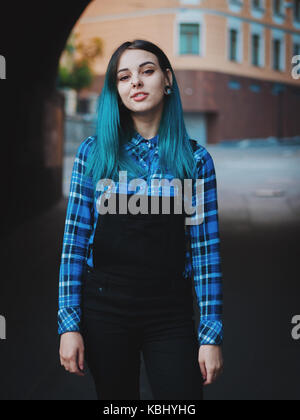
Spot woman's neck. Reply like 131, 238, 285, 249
131, 103, 163, 140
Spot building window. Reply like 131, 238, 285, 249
77, 98, 89, 114
249, 84, 261, 93
252, 34, 260, 66
295, 0, 300, 22
273, 0, 282, 16
271, 82, 285, 95
228, 80, 241, 90
252, 0, 261, 9
251, 0, 265, 18
272, 0, 286, 24
179, 23, 200, 55
228, 18, 242, 63
292, 34, 300, 59
250, 24, 264, 67
273, 39, 281, 70
228, 0, 244, 13
293, 43, 300, 57
229, 29, 238, 61
180, 0, 200, 4
271, 30, 285, 71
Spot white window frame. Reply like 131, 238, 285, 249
250, 0, 266, 19
180, 0, 201, 5
271, 29, 286, 72
227, 17, 243, 63
175, 10, 204, 57
249, 23, 265, 67
227, 0, 244, 14
272, 0, 286, 25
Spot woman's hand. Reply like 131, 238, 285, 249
59, 332, 85, 376
198, 345, 223, 385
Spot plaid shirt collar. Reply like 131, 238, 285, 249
130, 130, 159, 147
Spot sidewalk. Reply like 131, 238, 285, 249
211, 143, 300, 231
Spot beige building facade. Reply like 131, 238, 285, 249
73, 0, 300, 144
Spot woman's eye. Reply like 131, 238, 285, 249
119, 70, 154, 81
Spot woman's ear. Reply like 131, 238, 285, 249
165, 68, 173, 88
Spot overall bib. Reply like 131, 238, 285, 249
81, 191, 203, 400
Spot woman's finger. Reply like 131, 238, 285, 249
199, 360, 207, 382
202, 367, 214, 385
78, 347, 85, 372
69, 356, 79, 374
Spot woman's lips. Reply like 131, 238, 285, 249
132, 93, 149, 102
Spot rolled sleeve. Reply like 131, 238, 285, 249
58, 137, 95, 335
187, 145, 224, 347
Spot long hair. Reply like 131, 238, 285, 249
84, 39, 197, 189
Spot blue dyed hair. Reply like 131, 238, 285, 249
84, 39, 197, 189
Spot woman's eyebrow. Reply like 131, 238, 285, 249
117, 61, 156, 74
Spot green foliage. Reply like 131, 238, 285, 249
57, 31, 103, 91
57, 66, 73, 89
72, 60, 93, 91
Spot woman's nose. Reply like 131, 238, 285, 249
131, 77, 143, 87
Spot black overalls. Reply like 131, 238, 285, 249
81, 190, 203, 400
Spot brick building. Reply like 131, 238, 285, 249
72, 0, 300, 144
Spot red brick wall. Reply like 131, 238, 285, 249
177, 70, 300, 144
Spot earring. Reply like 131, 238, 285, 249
164, 85, 172, 95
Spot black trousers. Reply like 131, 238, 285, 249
81, 266, 204, 400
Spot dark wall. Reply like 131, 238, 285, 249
0, 1, 92, 237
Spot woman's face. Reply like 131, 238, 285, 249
116, 49, 172, 115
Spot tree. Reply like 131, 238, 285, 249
57, 31, 103, 92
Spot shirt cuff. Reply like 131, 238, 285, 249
198, 319, 223, 346
58, 307, 81, 335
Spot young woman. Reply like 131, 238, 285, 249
58, 39, 224, 400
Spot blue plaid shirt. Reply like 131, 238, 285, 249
58, 132, 223, 346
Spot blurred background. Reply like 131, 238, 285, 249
0, 0, 300, 400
